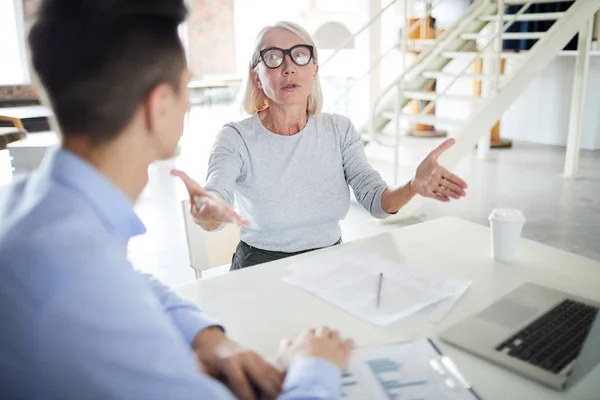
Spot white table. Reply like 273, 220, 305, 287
176, 217, 600, 399
7, 131, 58, 173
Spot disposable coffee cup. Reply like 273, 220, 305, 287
489, 208, 526, 262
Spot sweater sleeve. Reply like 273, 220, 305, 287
204, 124, 247, 207
335, 114, 393, 219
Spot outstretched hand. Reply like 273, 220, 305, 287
171, 169, 248, 229
411, 138, 468, 202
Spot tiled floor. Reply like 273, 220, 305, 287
127, 103, 600, 288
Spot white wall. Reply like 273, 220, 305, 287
0, 0, 29, 85
0, 150, 13, 186
501, 56, 600, 150
232, 0, 305, 75
232, 0, 362, 76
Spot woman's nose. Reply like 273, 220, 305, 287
281, 56, 297, 76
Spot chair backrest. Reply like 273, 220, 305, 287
181, 199, 240, 277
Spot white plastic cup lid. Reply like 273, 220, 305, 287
489, 208, 526, 223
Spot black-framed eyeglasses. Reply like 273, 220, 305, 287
256, 45, 314, 69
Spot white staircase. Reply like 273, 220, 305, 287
316, 0, 599, 221
366, 0, 600, 179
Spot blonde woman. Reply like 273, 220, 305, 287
172, 21, 467, 270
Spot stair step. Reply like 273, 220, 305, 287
421, 71, 498, 80
402, 90, 480, 103
462, 32, 545, 41
401, 39, 436, 44
479, 12, 564, 22
441, 51, 524, 59
397, 39, 437, 52
504, 0, 569, 4
381, 110, 464, 127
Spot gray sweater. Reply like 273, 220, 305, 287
205, 112, 391, 252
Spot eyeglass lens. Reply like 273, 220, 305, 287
261, 45, 312, 68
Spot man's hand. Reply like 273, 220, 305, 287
276, 327, 354, 372
192, 327, 283, 400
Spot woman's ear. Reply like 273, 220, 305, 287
252, 71, 262, 89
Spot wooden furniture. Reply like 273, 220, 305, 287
0, 127, 26, 151
0, 106, 52, 132
471, 58, 513, 148
407, 16, 447, 138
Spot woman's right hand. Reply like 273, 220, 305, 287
171, 169, 248, 230
276, 327, 354, 372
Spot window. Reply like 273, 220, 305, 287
0, 0, 30, 85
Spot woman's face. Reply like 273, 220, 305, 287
254, 28, 318, 109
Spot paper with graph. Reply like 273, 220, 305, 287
283, 249, 470, 325
342, 339, 478, 399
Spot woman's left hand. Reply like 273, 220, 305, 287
411, 138, 468, 202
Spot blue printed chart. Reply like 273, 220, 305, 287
367, 358, 428, 399
340, 339, 476, 400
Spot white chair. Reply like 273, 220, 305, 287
181, 199, 240, 279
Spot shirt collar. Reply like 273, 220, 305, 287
40, 147, 147, 240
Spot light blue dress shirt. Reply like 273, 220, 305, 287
0, 148, 341, 400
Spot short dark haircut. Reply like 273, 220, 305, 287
29, 0, 188, 144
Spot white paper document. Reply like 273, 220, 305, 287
283, 249, 470, 326
342, 339, 478, 399
413, 278, 471, 322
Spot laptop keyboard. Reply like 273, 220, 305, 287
495, 299, 599, 374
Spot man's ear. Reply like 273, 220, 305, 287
143, 83, 172, 135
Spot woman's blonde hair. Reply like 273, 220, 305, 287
241, 21, 323, 116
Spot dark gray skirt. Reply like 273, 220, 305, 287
230, 238, 342, 271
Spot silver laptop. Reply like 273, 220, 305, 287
440, 283, 600, 390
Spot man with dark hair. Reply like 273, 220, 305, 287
0, 1, 352, 399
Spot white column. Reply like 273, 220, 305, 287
564, 18, 593, 178
369, 0, 382, 110
479, 0, 504, 160
393, 83, 402, 185
477, 0, 504, 160
477, 40, 493, 159
0, 149, 13, 186
476, 121, 491, 159
493, 0, 504, 92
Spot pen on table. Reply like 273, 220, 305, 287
376, 272, 383, 308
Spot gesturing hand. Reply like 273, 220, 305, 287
411, 138, 468, 202
171, 169, 248, 229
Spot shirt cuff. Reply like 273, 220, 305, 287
283, 357, 341, 397
371, 185, 396, 219
169, 307, 224, 345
